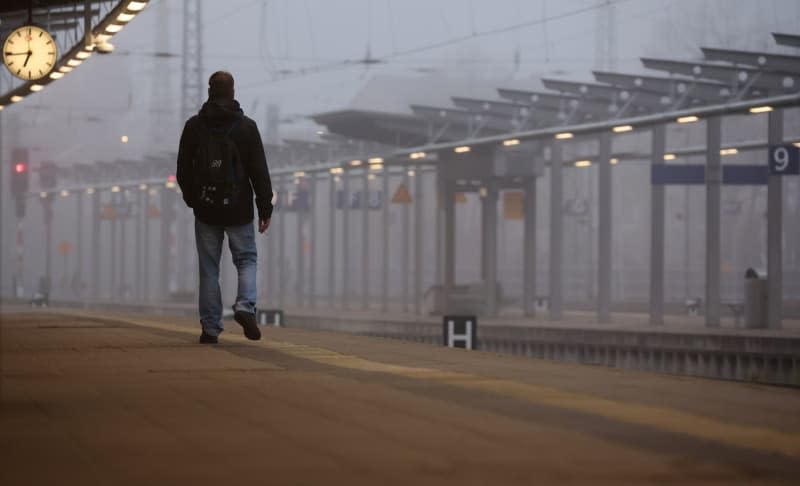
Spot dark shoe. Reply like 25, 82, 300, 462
199, 331, 219, 344
234, 311, 261, 341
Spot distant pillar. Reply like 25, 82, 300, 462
549, 142, 564, 320
705, 116, 722, 327
523, 176, 537, 317
135, 189, 143, 301
650, 124, 666, 325
402, 171, 410, 313
443, 180, 456, 314
120, 191, 128, 300
296, 181, 305, 308
414, 169, 424, 315
767, 109, 783, 329
112, 191, 119, 299
597, 131, 612, 323
42, 196, 53, 296
484, 183, 499, 316
277, 176, 286, 308
159, 189, 173, 300
91, 189, 101, 300
328, 175, 336, 307
361, 170, 370, 310
76, 192, 84, 298
143, 188, 151, 301
309, 175, 317, 309
381, 169, 390, 312
341, 170, 350, 309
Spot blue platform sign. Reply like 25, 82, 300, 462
769, 145, 800, 175
652, 165, 769, 185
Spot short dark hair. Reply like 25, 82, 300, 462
208, 71, 234, 100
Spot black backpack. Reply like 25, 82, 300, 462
193, 117, 244, 209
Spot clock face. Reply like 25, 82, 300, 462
3, 24, 58, 81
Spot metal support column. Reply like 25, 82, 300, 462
159, 189, 172, 299
143, 188, 151, 301
341, 170, 350, 309
76, 192, 84, 298
361, 170, 370, 309
443, 180, 456, 314
309, 175, 317, 309
484, 183, 499, 316
43, 197, 53, 297
111, 192, 119, 298
650, 124, 666, 325
277, 177, 285, 308
523, 177, 537, 317
767, 109, 783, 329
328, 176, 336, 307
295, 183, 304, 308
597, 131, 612, 323
91, 190, 100, 300
549, 142, 564, 320
402, 171, 410, 312
381, 169, 390, 312
134, 190, 143, 301
705, 116, 722, 327
414, 169, 423, 314
120, 192, 128, 300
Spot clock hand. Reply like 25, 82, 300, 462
23, 50, 31, 67
5, 51, 30, 56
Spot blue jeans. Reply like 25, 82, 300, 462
195, 218, 257, 337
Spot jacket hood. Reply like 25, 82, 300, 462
199, 99, 244, 124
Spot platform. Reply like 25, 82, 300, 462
2, 308, 800, 485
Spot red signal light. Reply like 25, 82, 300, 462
14, 162, 27, 174
167, 174, 177, 182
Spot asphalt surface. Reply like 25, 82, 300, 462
2, 309, 799, 485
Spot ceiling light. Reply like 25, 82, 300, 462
50, 72, 64, 80
720, 148, 738, 156
350, 159, 362, 166
663, 153, 676, 161
10, 95, 23, 103
29, 84, 44, 92
574, 160, 592, 168
612, 125, 634, 133
86, 188, 95, 195
368, 157, 383, 164
677, 115, 699, 124
67, 59, 82, 67
610, 158, 619, 165
408, 169, 416, 177
117, 12, 135, 22
106, 24, 124, 34
139, 184, 147, 190
111, 186, 121, 192
126, 1, 148, 11
60, 190, 70, 197
329, 167, 344, 174
59, 65, 73, 73
409, 152, 426, 159
749, 106, 773, 114
76, 50, 92, 60
555, 132, 573, 140
165, 181, 176, 189
369, 163, 384, 171
454, 146, 471, 154
40, 192, 48, 198
294, 171, 306, 178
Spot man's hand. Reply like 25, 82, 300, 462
258, 218, 271, 234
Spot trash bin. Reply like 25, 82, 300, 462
744, 268, 767, 329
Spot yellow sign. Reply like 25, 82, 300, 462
392, 183, 413, 204
503, 191, 524, 220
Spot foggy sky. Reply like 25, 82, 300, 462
2, 0, 799, 166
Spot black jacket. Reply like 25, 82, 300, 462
176, 99, 273, 226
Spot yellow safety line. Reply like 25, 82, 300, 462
81, 312, 800, 458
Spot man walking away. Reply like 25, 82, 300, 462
176, 71, 273, 344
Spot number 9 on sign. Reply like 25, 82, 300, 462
769, 145, 799, 176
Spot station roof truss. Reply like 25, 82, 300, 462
279, 31, 799, 177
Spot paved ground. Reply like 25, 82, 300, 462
2, 308, 800, 485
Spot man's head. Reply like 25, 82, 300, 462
208, 71, 234, 101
